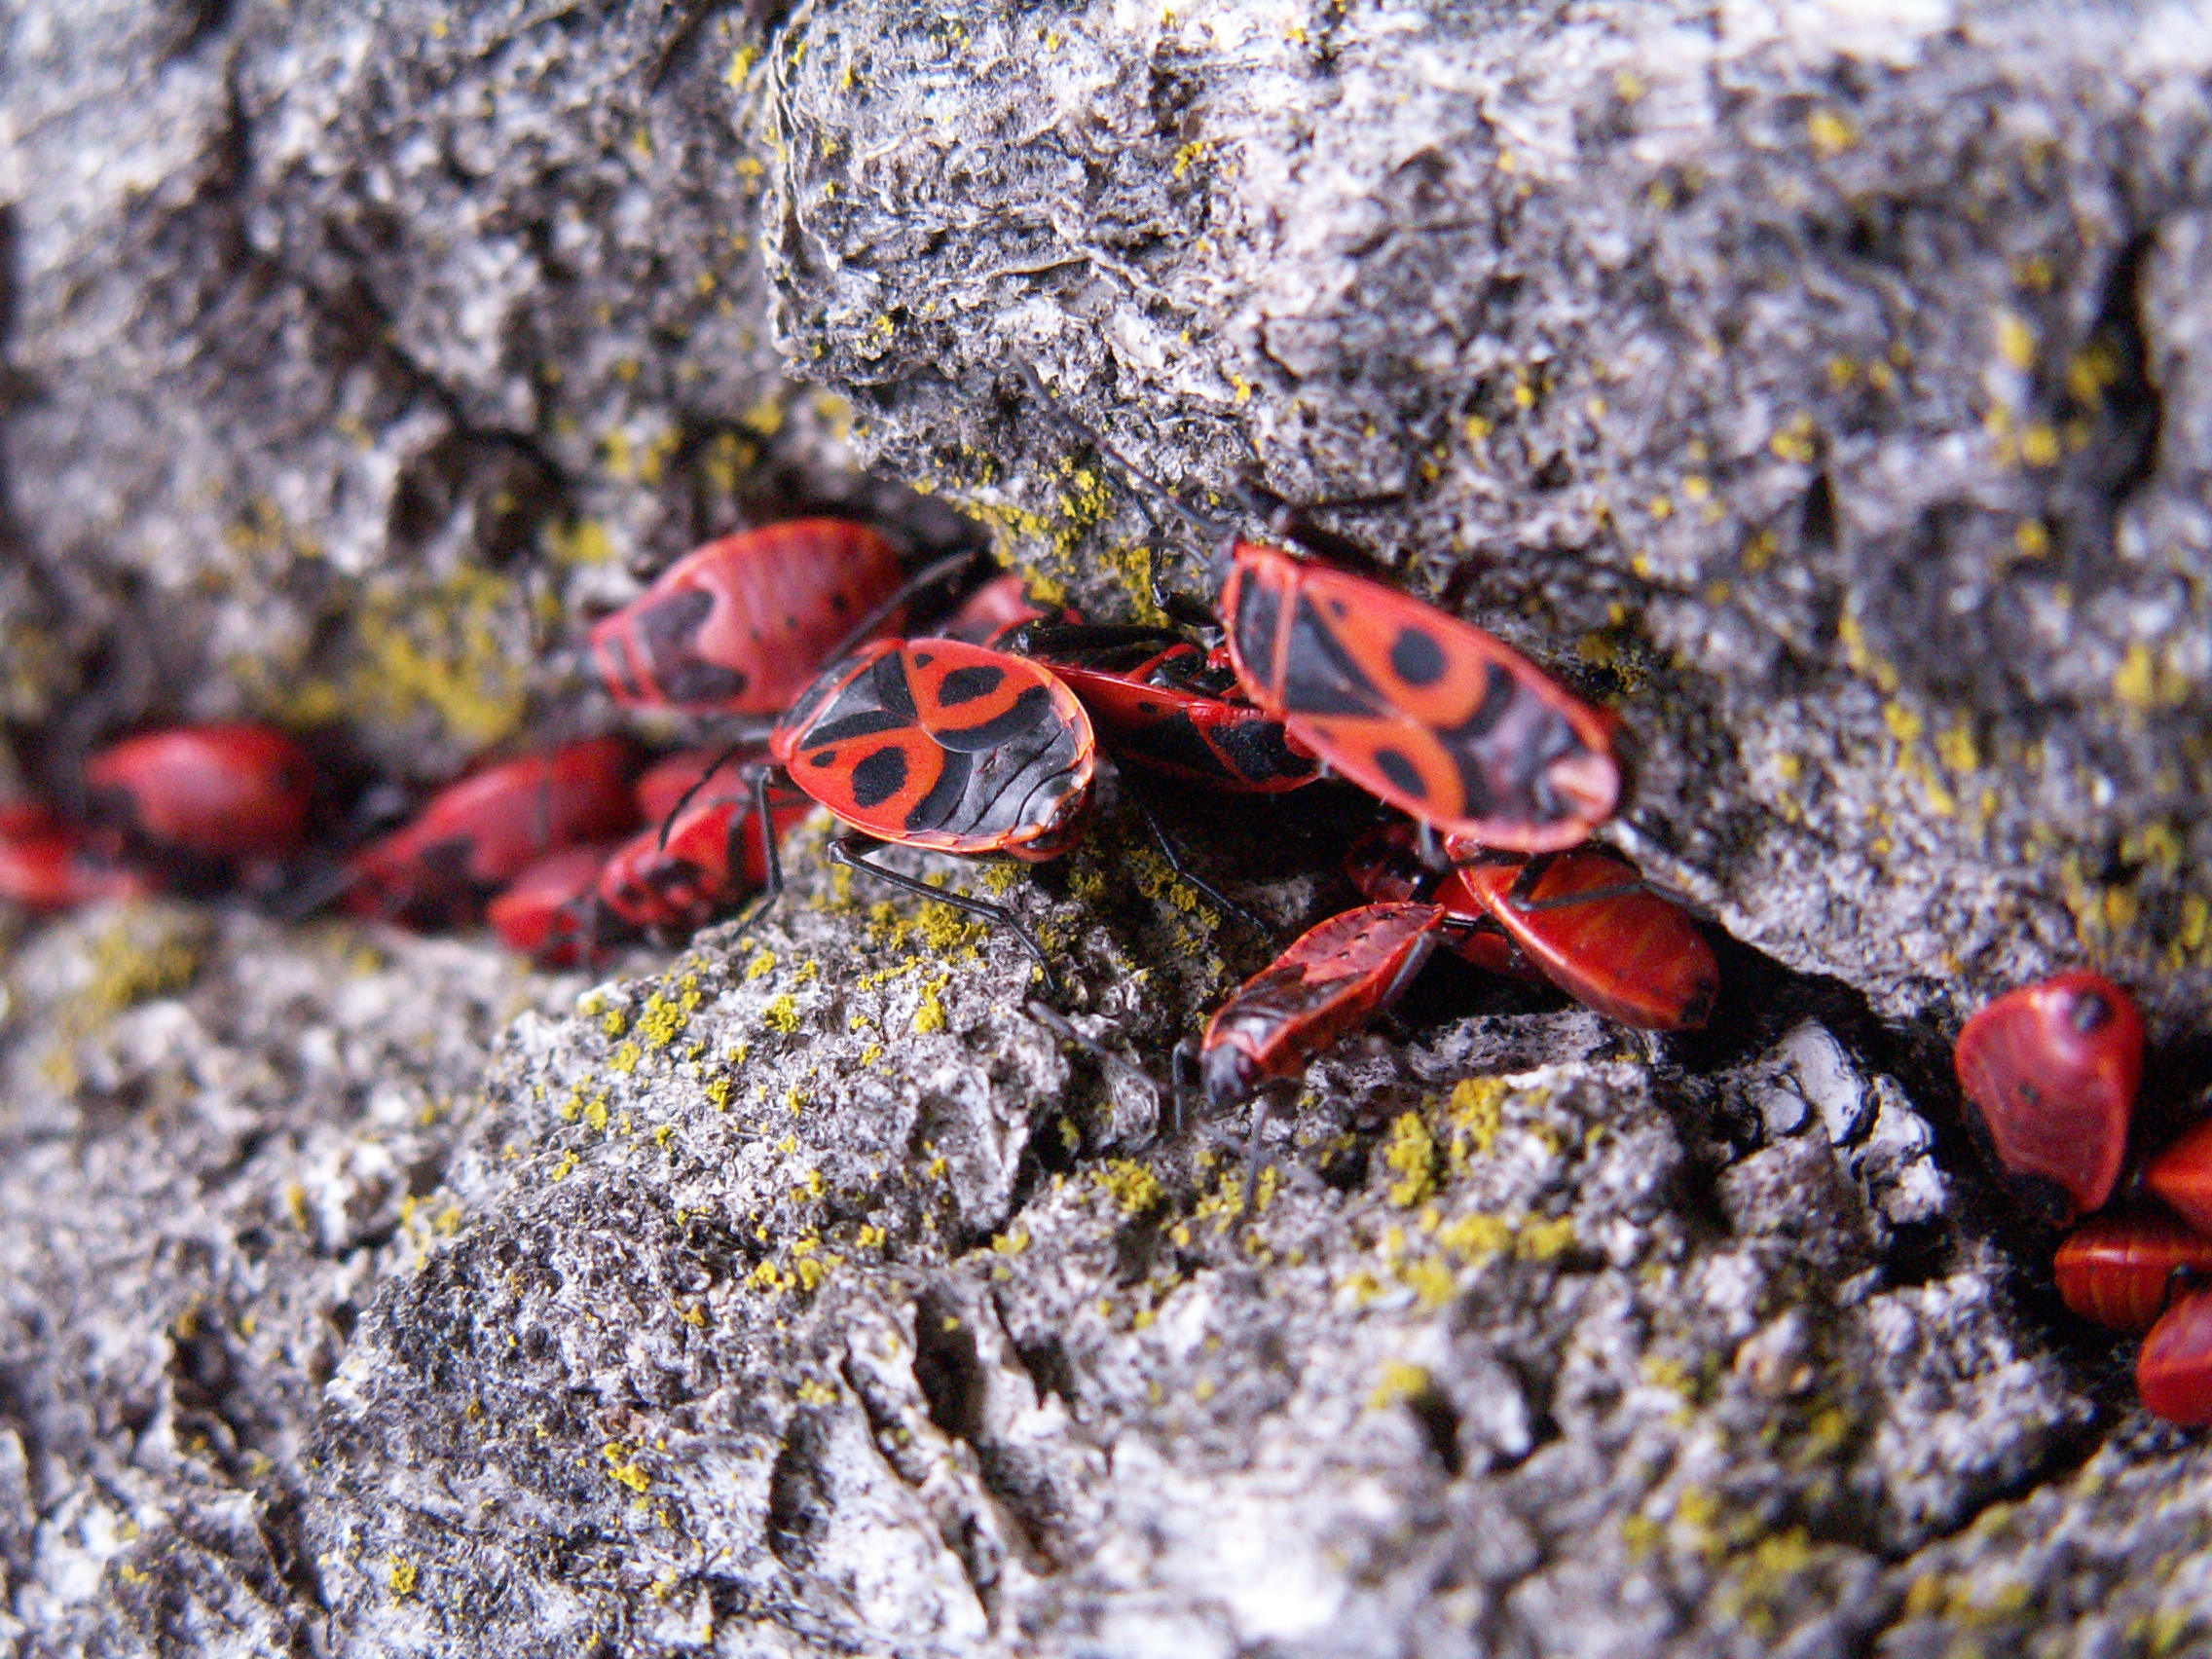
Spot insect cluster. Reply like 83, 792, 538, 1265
9, 376, 2205, 1443
1956, 972, 2212, 1424
4, 393, 1719, 1130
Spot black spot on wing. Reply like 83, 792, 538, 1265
850, 745, 909, 809
936, 663, 1007, 706
1374, 749, 1424, 798
1389, 626, 1448, 687
798, 652, 921, 747
802, 708, 910, 747
641, 589, 748, 705
869, 647, 920, 719
1279, 592, 1388, 718
1233, 577, 1279, 688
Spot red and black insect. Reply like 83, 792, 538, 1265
939, 571, 1078, 645
2147, 1117, 2212, 1239
2051, 1210, 2212, 1333
747, 635, 1098, 989
0, 801, 157, 911
488, 844, 628, 969
84, 723, 315, 872
589, 519, 913, 717
769, 637, 1094, 862
596, 761, 815, 941
1953, 970, 2144, 1225
1002, 621, 1320, 793
345, 736, 642, 930
1195, 900, 1445, 1112
2137, 1286, 2212, 1426
1344, 822, 1715, 1028
1451, 842, 1716, 1031
1018, 365, 1623, 851
1346, 821, 1555, 984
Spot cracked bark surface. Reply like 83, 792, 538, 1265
4, 2, 2212, 1656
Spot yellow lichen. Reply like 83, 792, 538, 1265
1093, 1160, 1165, 1215
1383, 1113, 1441, 1207
1370, 1361, 1432, 1409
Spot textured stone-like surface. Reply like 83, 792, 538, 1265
6, 3, 2212, 1658
769, 0, 2212, 1033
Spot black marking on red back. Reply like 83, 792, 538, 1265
637, 589, 750, 705
788, 645, 1088, 846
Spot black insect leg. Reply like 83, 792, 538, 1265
1241, 1089, 1272, 1215
830, 836, 1060, 1000
1169, 1039, 1199, 1143
1025, 999, 1172, 1142
1229, 474, 1402, 578
825, 546, 995, 663
1497, 853, 1648, 914
1126, 787, 1270, 935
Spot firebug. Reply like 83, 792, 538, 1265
589, 519, 912, 717
2137, 1287, 2212, 1426
0, 801, 158, 910
85, 723, 314, 866
345, 736, 641, 930
1953, 970, 2144, 1224
2052, 1210, 2212, 1334
1450, 841, 1717, 1031
2145, 1117, 2212, 1239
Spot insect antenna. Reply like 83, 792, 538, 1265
1125, 787, 1269, 935
825, 545, 996, 662
1024, 1000, 1165, 1093
1013, 361, 1236, 620
655, 731, 773, 850
1027, 1000, 1191, 1145
1013, 361, 1229, 540
1226, 473, 1398, 577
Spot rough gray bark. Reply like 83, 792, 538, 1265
4, 3, 2212, 1657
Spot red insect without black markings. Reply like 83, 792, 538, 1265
1953, 970, 2144, 1225
2137, 1286, 2212, 1427
1345, 821, 1547, 983
589, 519, 910, 717
771, 638, 1095, 863
1004, 621, 1320, 793
85, 723, 314, 865
1451, 840, 1717, 1031
2051, 1210, 2212, 1334
2145, 1117, 2212, 1239
1198, 901, 1445, 1111
345, 736, 642, 930
0, 802, 158, 910
488, 844, 627, 968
